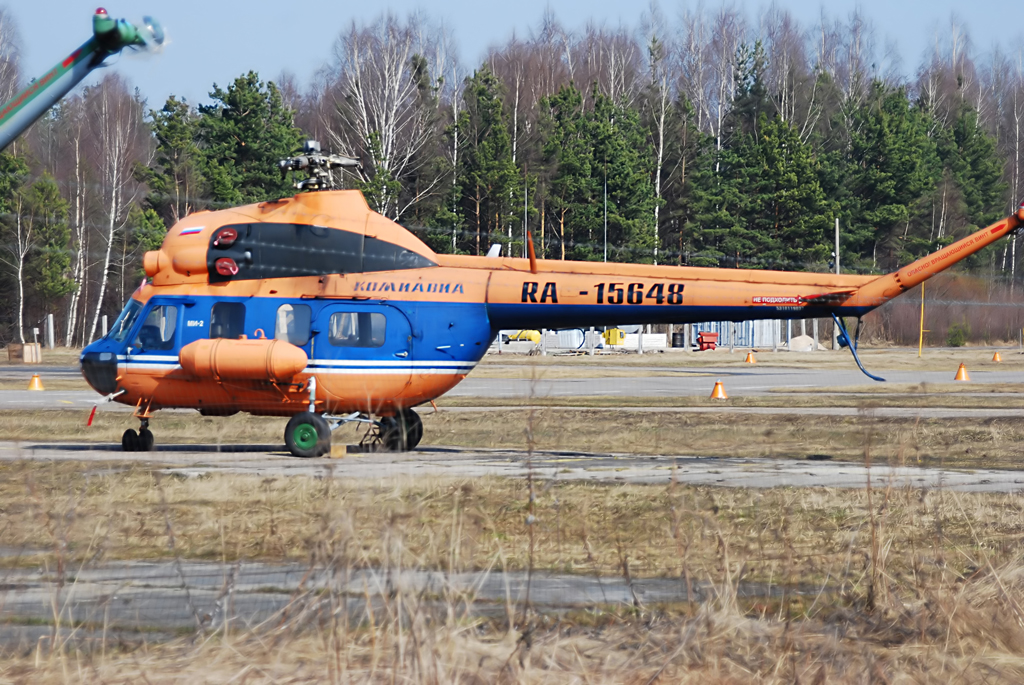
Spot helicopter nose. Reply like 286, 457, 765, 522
80, 349, 118, 395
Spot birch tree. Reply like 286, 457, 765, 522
320, 13, 447, 220
639, 4, 672, 263
61, 96, 89, 346
0, 154, 29, 342
85, 75, 147, 343
0, 8, 20, 106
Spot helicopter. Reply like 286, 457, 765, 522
79, 140, 1024, 457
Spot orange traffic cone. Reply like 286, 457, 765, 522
27, 374, 44, 391
993, 351, 1003, 362
745, 351, 756, 364
954, 363, 970, 381
710, 380, 728, 399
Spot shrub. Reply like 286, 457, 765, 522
947, 321, 971, 347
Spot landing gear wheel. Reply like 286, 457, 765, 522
401, 409, 423, 450
138, 428, 155, 452
285, 412, 331, 458
121, 428, 139, 452
380, 409, 423, 452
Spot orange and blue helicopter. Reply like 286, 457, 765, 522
77, 142, 1024, 457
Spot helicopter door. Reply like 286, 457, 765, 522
122, 300, 182, 376
312, 303, 413, 407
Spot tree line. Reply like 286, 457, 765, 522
0, 5, 1021, 345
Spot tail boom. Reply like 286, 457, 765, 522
437, 209, 1023, 332
844, 210, 1024, 309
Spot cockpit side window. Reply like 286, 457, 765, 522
274, 304, 311, 346
132, 305, 179, 351
210, 302, 246, 339
107, 299, 143, 343
328, 312, 386, 348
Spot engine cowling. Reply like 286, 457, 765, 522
179, 337, 307, 383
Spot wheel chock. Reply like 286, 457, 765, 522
993, 351, 1003, 362
954, 363, 970, 381
27, 374, 44, 391
744, 351, 756, 364
330, 443, 349, 458
710, 380, 728, 399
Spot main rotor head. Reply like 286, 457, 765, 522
279, 140, 361, 192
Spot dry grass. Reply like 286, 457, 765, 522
0, 346, 81, 367
4, 404, 1024, 470
0, 461, 1016, 586
0, 409, 286, 446
3, 462, 1024, 681
0, 378, 91, 391
419, 409, 1024, 468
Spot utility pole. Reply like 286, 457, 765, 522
523, 173, 528, 258
603, 168, 608, 263
832, 217, 840, 350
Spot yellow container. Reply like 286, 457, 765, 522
509, 329, 541, 343
602, 328, 625, 345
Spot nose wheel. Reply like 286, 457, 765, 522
122, 418, 155, 452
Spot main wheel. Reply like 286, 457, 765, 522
121, 428, 139, 452
138, 428, 155, 452
400, 409, 423, 450
285, 412, 330, 458
380, 409, 423, 452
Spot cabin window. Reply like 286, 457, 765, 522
132, 305, 178, 351
328, 312, 386, 348
275, 304, 311, 346
210, 302, 245, 339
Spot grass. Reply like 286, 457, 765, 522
4, 401, 1024, 470
3, 460, 1024, 681
0, 346, 81, 367
0, 378, 91, 391
0, 458, 1015, 583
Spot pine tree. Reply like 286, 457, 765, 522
727, 41, 772, 141
540, 85, 594, 260
455, 67, 520, 256
590, 92, 658, 263
847, 84, 938, 269
747, 114, 833, 267
685, 141, 750, 267
24, 174, 74, 308
197, 72, 304, 205
140, 96, 206, 225
944, 105, 1007, 230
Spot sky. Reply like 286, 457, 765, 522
5, 0, 1021, 109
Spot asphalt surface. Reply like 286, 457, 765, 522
3, 442, 1022, 493
0, 556, 823, 650
1, 361, 1023, 494
3, 363, 1024, 411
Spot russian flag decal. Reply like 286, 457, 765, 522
179, 226, 204, 236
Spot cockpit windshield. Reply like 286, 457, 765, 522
106, 299, 143, 343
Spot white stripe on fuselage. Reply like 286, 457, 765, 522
116, 356, 477, 375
